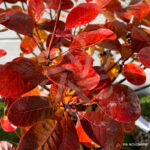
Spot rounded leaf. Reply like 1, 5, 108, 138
65, 3, 100, 29
97, 84, 141, 122
8, 96, 55, 127
138, 47, 150, 68
0, 57, 44, 97
79, 110, 124, 150
123, 63, 146, 85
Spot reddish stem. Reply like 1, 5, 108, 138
47, 0, 62, 61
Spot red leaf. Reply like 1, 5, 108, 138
0, 115, 16, 132
37, 19, 65, 33
131, 27, 150, 52
20, 36, 37, 54
97, 84, 141, 122
59, 116, 79, 150
70, 28, 116, 49
0, 141, 16, 150
45, 0, 74, 10
0, 57, 44, 97
123, 63, 146, 85
96, 0, 112, 8
0, 49, 6, 58
17, 120, 63, 150
127, 2, 150, 20
79, 110, 124, 149
122, 121, 135, 133
46, 64, 100, 95
60, 49, 93, 67
8, 96, 55, 127
138, 47, 150, 68
65, 3, 100, 29
0, 11, 34, 36
28, 0, 45, 22
103, 0, 121, 12
76, 120, 98, 148
91, 66, 112, 98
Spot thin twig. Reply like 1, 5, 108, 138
21, 2, 25, 11
47, 0, 62, 60
135, 84, 150, 92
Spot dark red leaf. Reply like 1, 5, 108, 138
17, 120, 63, 150
96, 84, 141, 122
65, 3, 100, 29
0, 115, 16, 132
0, 57, 44, 97
96, 0, 112, 8
59, 116, 79, 150
138, 47, 150, 68
104, 0, 121, 12
79, 110, 124, 149
8, 96, 56, 127
127, 2, 150, 20
123, 63, 146, 85
28, 0, 45, 22
0, 49, 6, 58
70, 28, 116, 49
0, 11, 34, 36
37, 19, 65, 33
122, 121, 135, 133
131, 27, 150, 52
45, 0, 74, 10
20, 36, 37, 54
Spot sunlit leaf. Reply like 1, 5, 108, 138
65, 3, 100, 29
100, 55, 120, 80
20, 36, 37, 54
0, 115, 16, 132
28, 0, 45, 22
70, 28, 116, 49
76, 120, 99, 148
0, 49, 7, 58
123, 63, 146, 85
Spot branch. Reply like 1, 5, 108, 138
135, 84, 150, 92
47, 0, 62, 61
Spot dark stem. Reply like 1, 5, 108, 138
21, 2, 25, 11
4, 1, 8, 9
135, 84, 150, 92
47, 0, 62, 60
